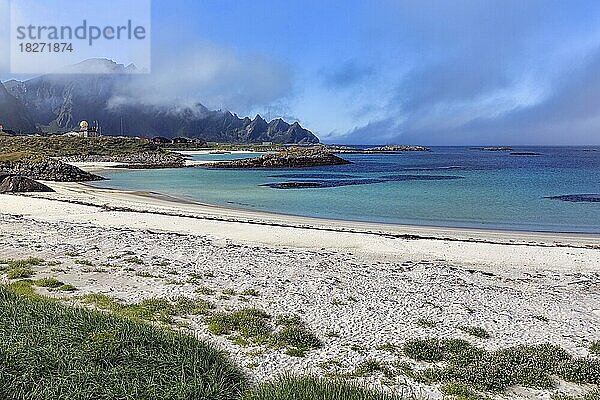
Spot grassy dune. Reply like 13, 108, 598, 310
0, 282, 405, 400
0, 286, 247, 400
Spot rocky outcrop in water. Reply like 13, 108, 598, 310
363, 145, 430, 153
479, 147, 513, 151
206, 148, 352, 169
0, 175, 54, 193
0, 158, 104, 182
327, 145, 430, 153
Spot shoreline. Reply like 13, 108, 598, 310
91, 182, 600, 238
1, 181, 598, 274
20, 181, 600, 248
1, 181, 599, 399
66, 160, 600, 238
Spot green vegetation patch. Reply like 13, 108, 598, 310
240, 374, 405, 400
241, 288, 260, 297
33, 277, 64, 288
404, 338, 595, 392
206, 310, 321, 356
552, 388, 600, 400
590, 342, 600, 356
0, 285, 246, 400
207, 308, 272, 343
416, 318, 437, 328
440, 382, 488, 400
5, 267, 34, 279
56, 284, 77, 292
81, 293, 215, 324
1, 257, 46, 279
458, 326, 490, 339
196, 286, 215, 295
352, 359, 396, 379
0, 136, 162, 158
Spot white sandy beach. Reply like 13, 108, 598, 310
1, 181, 599, 399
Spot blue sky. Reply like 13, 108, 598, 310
2, 0, 600, 145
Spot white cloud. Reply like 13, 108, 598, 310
109, 43, 293, 115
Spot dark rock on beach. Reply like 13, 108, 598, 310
0, 175, 54, 193
205, 148, 352, 169
0, 158, 104, 182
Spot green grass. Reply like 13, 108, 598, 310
271, 320, 322, 355
196, 286, 215, 295
440, 382, 488, 400
4, 280, 40, 298
556, 358, 600, 384
590, 342, 600, 356
241, 288, 260, 297
81, 294, 215, 324
5, 267, 34, 279
404, 338, 595, 392
7, 257, 45, 268
206, 309, 321, 355
125, 257, 145, 265
56, 284, 77, 292
207, 308, 272, 342
403, 338, 472, 362
1, 257, 46, 279
0, 285, 247, 399
458, 326, 490, 339
240, 375, 406, 400
33, 277, 64, 288
352, 359, 394, 379
552, 388, 600, 400
135, 271, 158, 278
416, 318, 437, 328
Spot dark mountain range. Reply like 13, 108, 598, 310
0, 82, 36, 134
0, 59, 319, 144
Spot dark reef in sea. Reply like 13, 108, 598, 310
268, 173, 357, 179
545, 194, 600, 203
379, 175, 464, 182
263, 174, 464, 189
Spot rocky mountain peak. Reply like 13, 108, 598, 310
0, 59, 320, 144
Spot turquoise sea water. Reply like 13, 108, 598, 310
90, 147, 600, 233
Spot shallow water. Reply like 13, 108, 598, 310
91, 147, 600, 233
